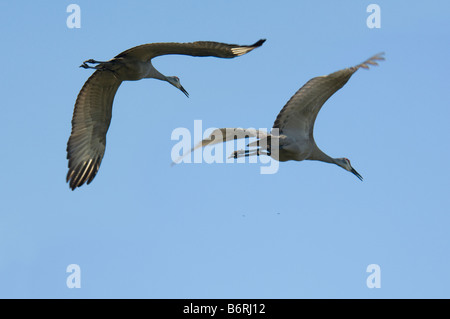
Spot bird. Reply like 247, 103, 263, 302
173, 53, 385, 180
66, 39, 266, 190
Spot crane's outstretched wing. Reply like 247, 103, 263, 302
115, 39, 266, 61
272, 53, 384, 138
171, 128, 268, 165
66, 70, 122, 190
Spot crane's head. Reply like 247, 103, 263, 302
335, 158, 363, 181
166, 76, 189, 97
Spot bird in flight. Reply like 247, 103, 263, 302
66, 39, 265, 190
173, 53, 385, 180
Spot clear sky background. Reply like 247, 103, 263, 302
0, 1, 449, 298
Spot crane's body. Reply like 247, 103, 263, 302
83, 58, 170, 81
173, 53, 385, 180
67, 39, 265, 190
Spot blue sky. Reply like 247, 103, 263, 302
0, 1, 449, 298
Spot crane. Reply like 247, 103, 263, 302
173, 53, 385, 180
66, 39, 265, 190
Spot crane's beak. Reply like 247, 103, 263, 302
351, 167, 363, 181
179, 85, 189, 98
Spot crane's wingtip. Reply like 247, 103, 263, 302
252, 39, 266, 47
372, 52, 386, 60
356, 52, 386, 70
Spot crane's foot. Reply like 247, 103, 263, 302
80, 63, 95, 69
84, 59, 106, 65
230, 149, 245, 159
79, 59, 109, 69
231, 150, 240, 159
229, 149, 263, 159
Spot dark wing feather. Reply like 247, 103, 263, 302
115, 39, 266, 61
66, 70, 122, 190
272, 53, 384, 138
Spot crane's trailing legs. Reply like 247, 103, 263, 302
80, 59, 111, 69
230, 148, 271, 159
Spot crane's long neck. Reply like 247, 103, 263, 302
309, 145, 337, 165
145, 61, 168, 81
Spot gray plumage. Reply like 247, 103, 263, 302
174, 53, 385, 180
67, 39, 265, 190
